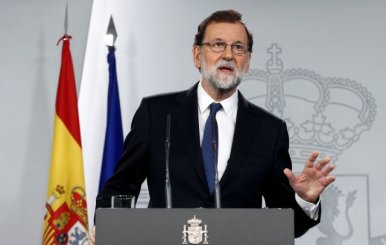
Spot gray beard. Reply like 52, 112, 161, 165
201, 59, 244, 92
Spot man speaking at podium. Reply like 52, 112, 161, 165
93, 9, 336, 241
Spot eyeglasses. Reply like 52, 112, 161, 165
201, 40, 249, 55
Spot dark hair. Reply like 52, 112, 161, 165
194, 10, 253, 53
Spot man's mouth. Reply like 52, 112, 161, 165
217, 65, 235, 73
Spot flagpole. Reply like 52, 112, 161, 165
57, 0, 70, 45
64, 0, 68, 36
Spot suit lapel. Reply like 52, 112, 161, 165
220, 92, 262, 188
172, 84, 208, 188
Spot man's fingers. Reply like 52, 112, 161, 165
283, 168, 296, 184
89, 226, 96, 244
324, 175, 336, 186
315, 157, 332, 170
322, 164, 335, 176
305, 151, 319, 168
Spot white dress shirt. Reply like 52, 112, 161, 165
197, 81, 319, 219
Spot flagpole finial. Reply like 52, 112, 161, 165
105, 15, 118, 47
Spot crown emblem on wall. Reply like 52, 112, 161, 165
242, 43, 376, 165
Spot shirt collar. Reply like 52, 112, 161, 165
197, 81, 238, 117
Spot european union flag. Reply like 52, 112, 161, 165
99, 46, 123, 190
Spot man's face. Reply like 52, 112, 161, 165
193, 21, 251, 91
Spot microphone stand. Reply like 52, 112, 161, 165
165, 114, 172, 208
211, 116, 221, 208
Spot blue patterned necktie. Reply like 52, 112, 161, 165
202, 103, 223, 193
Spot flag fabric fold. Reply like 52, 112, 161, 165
99, 46, 124, 190
42, 36, 88, 245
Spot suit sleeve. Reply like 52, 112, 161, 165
263, 121, 320, 238
96, 98, 150, 208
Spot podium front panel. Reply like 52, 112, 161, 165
96, 208, 294, 245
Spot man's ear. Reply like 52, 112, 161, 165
244, 53, 251, 72
192, 46, 201, 69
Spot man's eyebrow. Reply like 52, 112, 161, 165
212, 38, 225, 42
211, 38, 245, 44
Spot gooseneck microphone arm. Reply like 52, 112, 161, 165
211, 114, 221, 208
165, 114, 172, 208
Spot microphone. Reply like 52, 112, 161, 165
165, 113, 172, 208
211, 113, 221, 208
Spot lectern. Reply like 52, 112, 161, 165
96, 208, 294, 245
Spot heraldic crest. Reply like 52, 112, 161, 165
182, 215, 209, 244
43, 185, 88, 244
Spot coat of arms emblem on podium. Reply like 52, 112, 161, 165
182, 215, 209, 244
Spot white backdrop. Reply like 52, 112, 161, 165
80, 0, 386, 244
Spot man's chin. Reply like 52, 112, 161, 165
211, 80, 240, 91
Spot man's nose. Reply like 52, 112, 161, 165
222, 44, 234, 60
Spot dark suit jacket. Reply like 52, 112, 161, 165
96, 83, 319, 237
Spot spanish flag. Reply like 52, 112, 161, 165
42, 36, 88, 245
